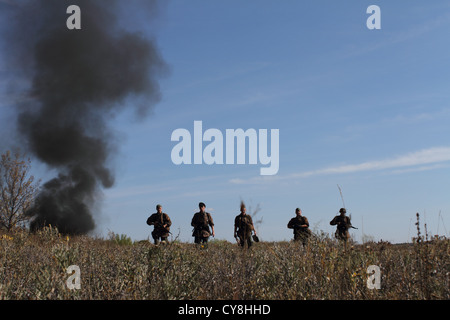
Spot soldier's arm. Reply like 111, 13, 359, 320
164, 214, 172, 228
330, 217, 337, 225
206, 213, 215, 237
207, 213, 214, 227
287, 218, 297, 229
146, 215, 155, 226
249, 216, 256, 234
345, 217, 352, 227
302, 217, 309, 228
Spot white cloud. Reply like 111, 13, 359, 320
230, 146, 450, 184
298, 147, 450, 176
342, 10, 450, 59
390, 163, 449, 175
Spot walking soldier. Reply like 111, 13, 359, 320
330, 208, 353, 246
234, 202, 257, 248
287, 208, 311, 246
191, 202, 215, 244
146, 204, 172, 245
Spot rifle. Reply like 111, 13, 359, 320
337, 184, 346, 208
293, 222, 308, 229
151, 219, 172, 234
336, 184, 358, 230
335, 216, 358, 230
347, 213, 358, 230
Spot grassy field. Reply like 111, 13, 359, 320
0, 226, 448, 300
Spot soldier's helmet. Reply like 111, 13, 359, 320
339, 208, 346, 214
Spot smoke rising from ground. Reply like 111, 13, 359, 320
2, 0, 167, 234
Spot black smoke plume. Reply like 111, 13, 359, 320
2, 0, 167, 234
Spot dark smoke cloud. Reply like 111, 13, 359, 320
2, 0, 167, 234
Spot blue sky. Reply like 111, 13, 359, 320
2, 1, 450, 243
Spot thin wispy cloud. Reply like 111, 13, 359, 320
230, 146, 450, 184
389, 163, 449, 175
105, 173, 231, 200
343, 108, 450, 135
298, 147, 450, 176
342, 9, 450, 59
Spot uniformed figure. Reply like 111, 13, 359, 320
287, 208, 311, 246
234, 203, 257, 248
146, 204, 172, 245
330, 208, 351, 243
191, 202, 215, 244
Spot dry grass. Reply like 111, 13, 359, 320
0, 226, 448, 300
